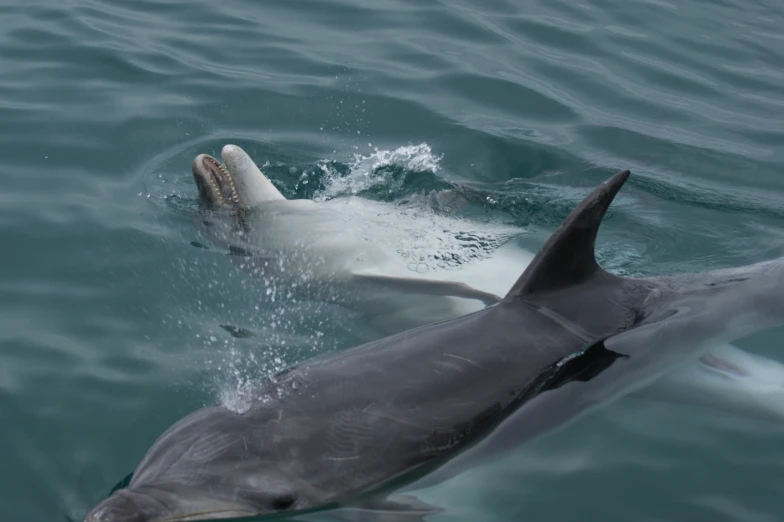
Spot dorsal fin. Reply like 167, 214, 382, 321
505, 170, 630, 299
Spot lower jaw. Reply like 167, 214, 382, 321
168, 510, 254, 521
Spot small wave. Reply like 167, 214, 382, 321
314, 142, 444, 200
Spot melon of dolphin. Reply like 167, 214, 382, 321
192, 145, 784, 424
86, 169, 784, 522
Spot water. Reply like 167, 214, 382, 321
2, 0, 784, 520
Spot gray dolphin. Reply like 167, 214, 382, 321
192, 145, 784, 424
86, 169, 784, 522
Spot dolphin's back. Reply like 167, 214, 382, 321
197, 170, 660, 506
257, 300, 603, 501
250, 172, 662, 504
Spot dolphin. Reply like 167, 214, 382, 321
191, 144, 510, 334
191, 144, 784, 424
86, 169, 784, 522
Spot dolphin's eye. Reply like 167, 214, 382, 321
272, 493, 296, 511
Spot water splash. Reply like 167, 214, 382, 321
314, 143, 443, 200
216, 344, 256, 414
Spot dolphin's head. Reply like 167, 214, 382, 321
192, 144, 286, 210
83, 407, 306, 522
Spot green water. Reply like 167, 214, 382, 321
3, 0, 784, 520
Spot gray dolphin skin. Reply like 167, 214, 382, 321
85, 169, 784, 522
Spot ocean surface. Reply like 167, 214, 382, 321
2, 0, 784, 521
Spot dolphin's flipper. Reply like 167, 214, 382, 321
352, 274, 502, 306
108, 472, 133, 495
634, 343, 784, 424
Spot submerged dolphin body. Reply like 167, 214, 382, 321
86, 170, 784, 522
191, 145, 509, 334
192, 145, 784, 424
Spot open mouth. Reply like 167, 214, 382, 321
192, 154, 240, 208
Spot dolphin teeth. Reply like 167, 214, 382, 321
207, 171, 225, 205
203, 156, 239, 206
220, 162, 239, 204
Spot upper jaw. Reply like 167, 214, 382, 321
192, 154, 240, 209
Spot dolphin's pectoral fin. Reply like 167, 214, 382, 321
337, 494, 444, 522
353, 274, 502, 306
108, 472, 133, 495
228, 245, 254, 256
219, 324, 256, 339
633, 343, 784, 424
540, 339, 629, 393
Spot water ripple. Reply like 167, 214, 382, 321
3, 0, 784, 521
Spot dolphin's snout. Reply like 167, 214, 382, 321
85, 487, 258, 522
83, 490, 154, 522
218, 144, 286, 205
221, 144, 241, 158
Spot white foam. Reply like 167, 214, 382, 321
307, 142, 523, 272
211, 344, 255, 414
315, 143, 443, 200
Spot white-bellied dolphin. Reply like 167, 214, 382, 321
191, 145, 509, 334
86, 169, 784, 522
192, 145, 784, 424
